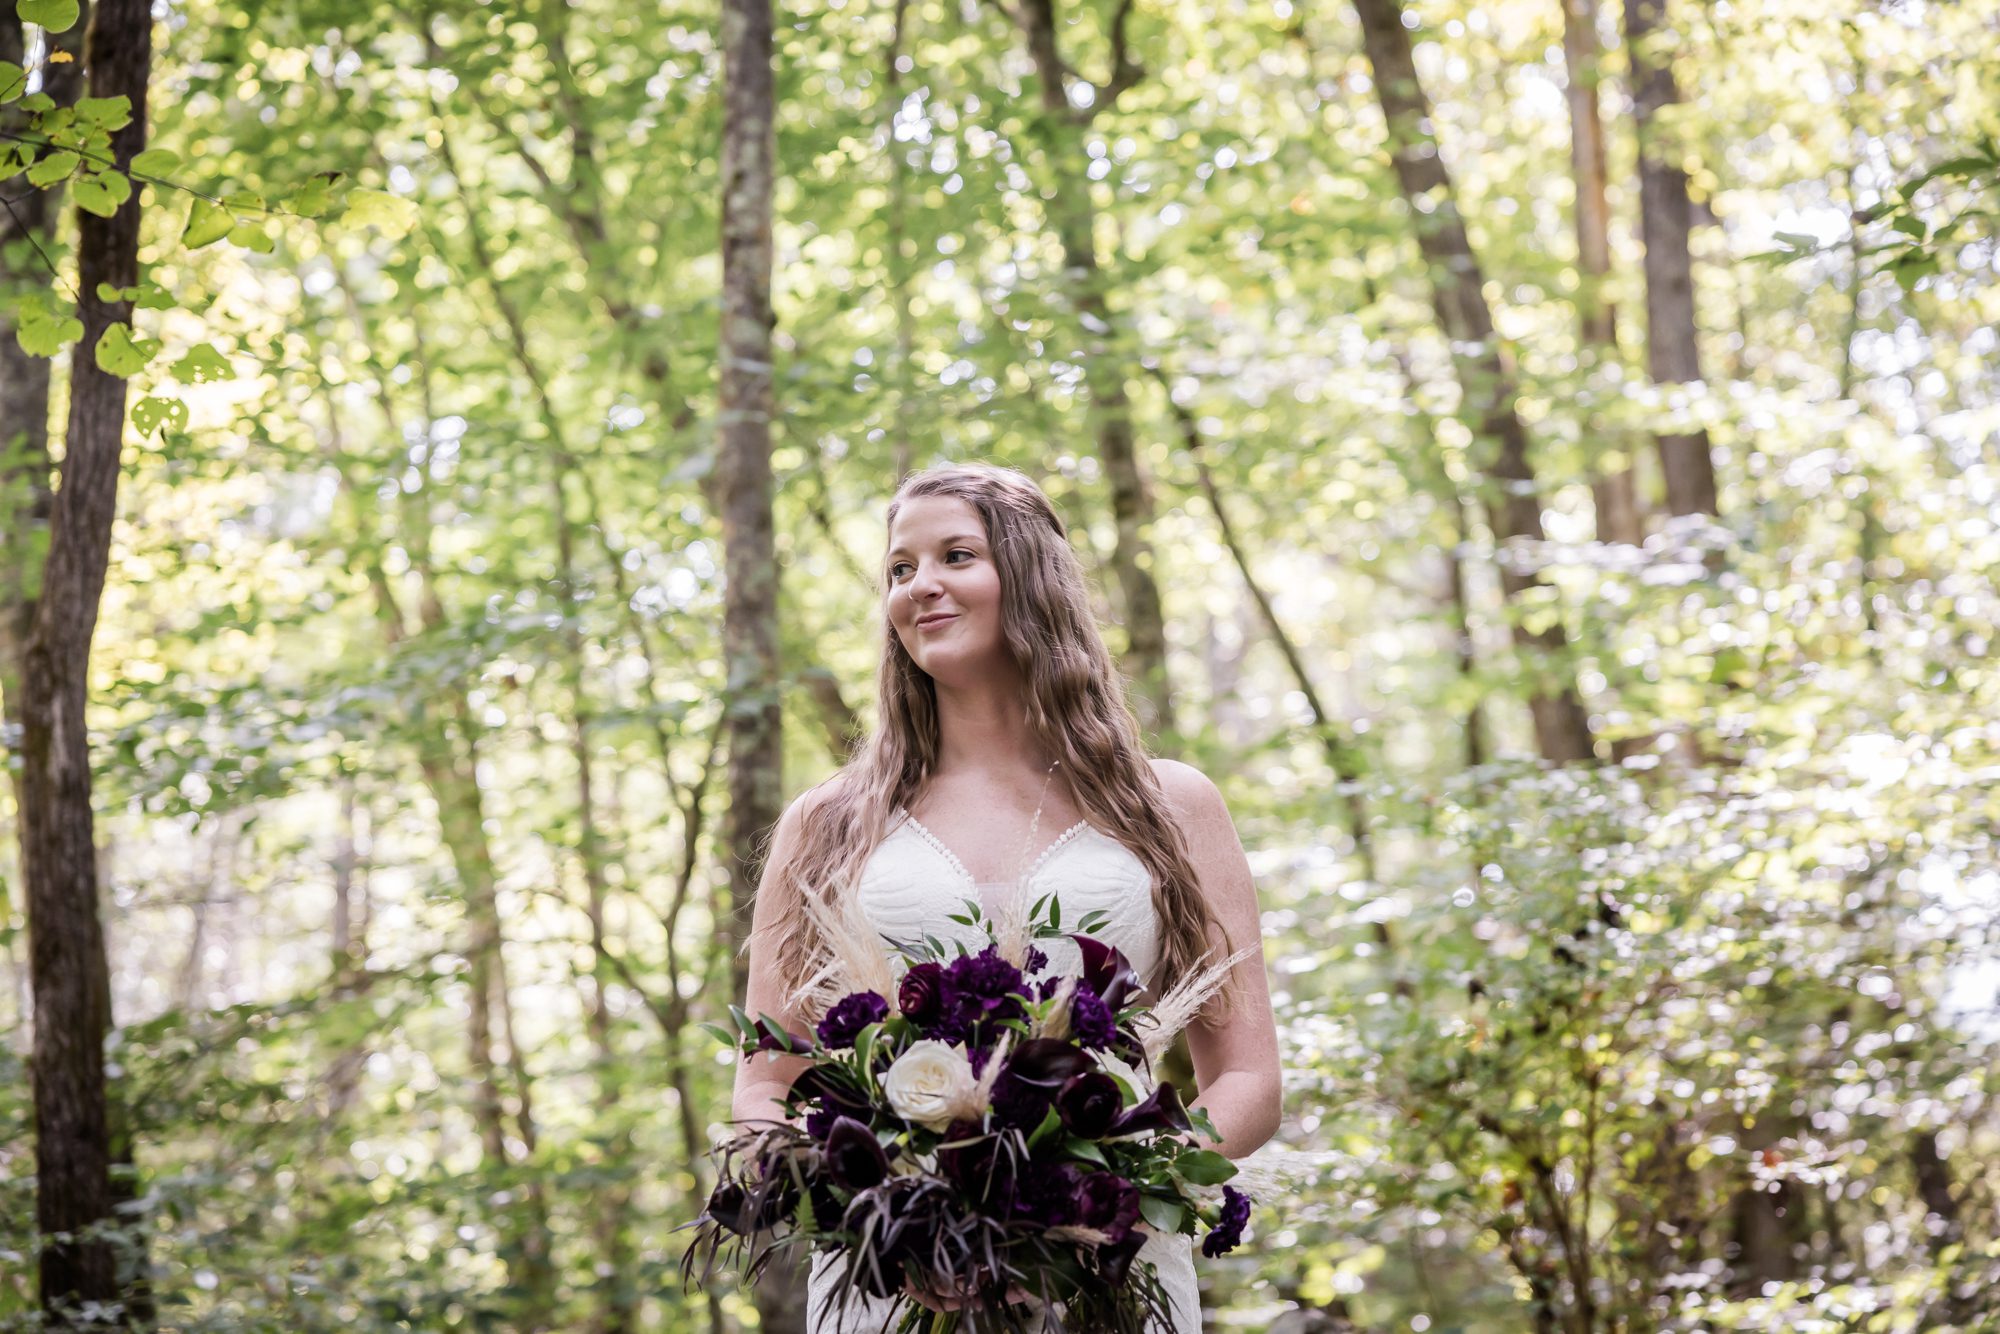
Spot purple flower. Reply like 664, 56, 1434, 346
1201, 1185, 1252, 1257
899, 961, 948, 1026
1056, 1071, 1124, 1139
1076, 1172, 1141, 1243
825, 1116, 893, 1191
1097, 1227, 1149, 1284
1107, 1078, 1192, 1139
816, 991, 889, 1049
992, 1069, 1055, 1131
1025, 945, 1049, 974
803, 1102, 842, 1140
946, 945, 1025, 1000
1068, 986, 1117, 1050
1071, 935, 1144, 1011
751, 1016, 812, 1056
1013, 1162, 1087, 1227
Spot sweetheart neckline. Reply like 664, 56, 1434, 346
892, 806, 1094, 887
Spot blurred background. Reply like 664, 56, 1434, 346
1, 0, 1996, 1329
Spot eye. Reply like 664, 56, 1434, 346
947, 549, 973, 563
888, 562, 912, 581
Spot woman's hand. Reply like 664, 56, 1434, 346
902, 1274, 1034, 1312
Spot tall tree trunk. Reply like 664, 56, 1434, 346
1, 0, 88, 814
1626, 0, 1718, 518
1006, 0, 1176, 743
1346, 0, 1597, 763
1562, 0, 1643, 544
17, 0, 150, 1321
719, 0, 797, 1328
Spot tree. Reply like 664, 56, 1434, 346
1346, 0, 1597, 763
1627, 0, 1719, 518
15, 0, 152, 1320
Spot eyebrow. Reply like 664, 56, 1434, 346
886, 533, 986, 560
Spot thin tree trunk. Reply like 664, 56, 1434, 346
327, 779, 367, 1120
720, 0, 798, 1327
1627, 0, 1718, 518
886, 0, 918, 482
1347, 0, 1596, 763
1160, 377, 1376, 882
18, 0, 150, 1321
1563, 0, 1643, 544
1000, 0, 1175, 743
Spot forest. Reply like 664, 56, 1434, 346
1, 0, 1996, 1329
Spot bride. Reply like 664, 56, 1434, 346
731, 462, 1282, 1331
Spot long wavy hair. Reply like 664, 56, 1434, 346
755, 462, 1243, 1029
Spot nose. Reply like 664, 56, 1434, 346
906, 557, 946, 604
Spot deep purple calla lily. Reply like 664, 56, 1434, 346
824, 1116, 893, 1191
750, 1016, 813, 1056
1005, 1037, 1097, 1089
1070, 934, 1144, 1011
1055, 1071, 1124, 1139
1096, 1226, 1150, 1285
1106, 1077, 1192, 1138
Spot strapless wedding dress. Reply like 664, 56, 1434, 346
805, 808, 1203, 1332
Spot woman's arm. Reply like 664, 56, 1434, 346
1151, 759, 1284, 1160
729, 787, 830, 1130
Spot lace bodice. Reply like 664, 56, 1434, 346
805, 811, 1202, 1332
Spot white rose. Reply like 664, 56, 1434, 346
882, 1039, 976, 1132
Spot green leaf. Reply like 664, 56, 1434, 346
20, 0, 81, 32
75, 95, 131, 130
172, 343, 232, 384
128, 147, 182, 177
284, 172, 343, 219
25, 149, 80, 187
1064, 1138, 1110, 1168
181, 198, 234, 249
1026, 1103, 1064, 1151
14, 294, 82, 357
72, 170, 132, 218
94, 321, 158, 378
1138, 1192, 1188, 1233
228, 219, 275, 253
0, 61, 28, 105
131, 395, 188, 437
1171, 1148, 1238, 1186
341, 187, 419, 237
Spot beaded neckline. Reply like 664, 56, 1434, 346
893, 806, 1093, 887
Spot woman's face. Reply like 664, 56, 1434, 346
885, 495, 1010, 685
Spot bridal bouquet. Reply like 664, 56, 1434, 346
679, 888, 1260, 1333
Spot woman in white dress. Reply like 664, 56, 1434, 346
731, 462, 1283, 1330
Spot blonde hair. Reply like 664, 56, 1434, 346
753, 462, 1243, 1028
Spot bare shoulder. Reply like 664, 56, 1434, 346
1148, 757, 1227, 815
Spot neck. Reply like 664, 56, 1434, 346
929, 669, 1056, 781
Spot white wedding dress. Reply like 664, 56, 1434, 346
805, 807, 1204, 1332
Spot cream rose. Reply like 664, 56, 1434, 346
882, 1039, 976, 1132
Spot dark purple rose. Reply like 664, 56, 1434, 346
899, 961, 948, 1026
816, 991, 889, 1049
1056, 1071, 1124, 1139
1097, 1227, 1149, 1284
706, 1174, 796, 1236
1068, 986, 1117, 1050
1106, 1078, 1192, 1139
1013, 1162, 1086, 1227
992, 1069, 1056, 1131
825, 1116, 893, 1191
1202, 1185, 1252, 1257
1076, 1172, 1142, 1243
1071, 935, 1144, 1011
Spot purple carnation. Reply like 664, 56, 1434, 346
1201, 1185, 1253, 1257
1068, 986, 1117, 1050
803, 1102, 842, 1141
816, 991, 889, 1049
1025, 945, 1049, 974
1077, 1172, 1142, 1243
946, 945, 1025, 999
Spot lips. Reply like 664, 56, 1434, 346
916, 613, 958, 630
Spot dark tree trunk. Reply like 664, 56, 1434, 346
1627, 0, 1718, 518
17, 0, 150, 1322
1008, 0, 1176, 745
1563, 0, 1643, 544
1348, 0, 1597, 763
719, 0, 797, 1328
